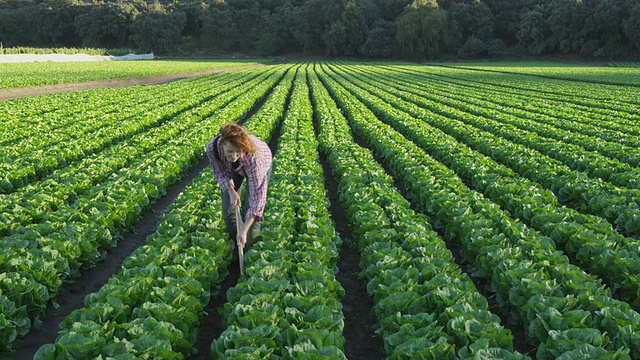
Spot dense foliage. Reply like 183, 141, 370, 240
0, 65, 285, 353
3, 61, 640, 358
1, 0, 639, 59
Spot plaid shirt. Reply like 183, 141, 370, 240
206, 134, 272, 222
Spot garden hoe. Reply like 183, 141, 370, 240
235, 206, 244, 274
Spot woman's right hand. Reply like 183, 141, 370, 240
228, 188, 240, 209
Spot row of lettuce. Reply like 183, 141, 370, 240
414, 65, 640, 136
385, 66, 640, 177
0, 71, 260, 240
316, 62, 640, 358
609, 62, 640, 68
34, 64, 296, 359
212, 65, 348, 358
34, 162, 231, 359
1, 65, 288, 353
365, 65, 640, 240
325, 63, 640, 310
309, 65, 528, 358
436, 64, 640, 96
213, 63, 540, 359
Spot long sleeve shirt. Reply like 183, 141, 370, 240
205, 134, 272, 222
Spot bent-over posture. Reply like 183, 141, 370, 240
205, 123, 272, 250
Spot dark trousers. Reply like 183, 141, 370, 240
220, 168, 271, 250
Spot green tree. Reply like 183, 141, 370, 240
325, 0, 368, 56
36, 0, 82, 47
580, 0, 627, 58
290, 0, 342, 54
457, 35, 487, 58
515, 5, 548, 55
444, 0, 495, 58
360, 19, 396, 58
200, 2, 238, 51
374, 0, 412, 21
484, 0, 543, 46
623, 2, 640, 52
74, 3, 138, 48
129, 3, 186, 54
255, 2, 298, 56
233, 1, 264, 52
254, 9, 281, 56
395, 0, 449, 59
546, 0, 584, 54
446, 0, 494, 46
177, 2, 207, 40
0, 4, 40, 47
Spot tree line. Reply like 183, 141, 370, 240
1, 0, 639, 60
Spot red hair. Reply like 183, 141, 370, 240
219, 123, 257, 154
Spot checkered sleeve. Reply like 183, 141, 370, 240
205, 137, 234, 191
244, 136, 273, 222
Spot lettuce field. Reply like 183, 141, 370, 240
2, 61, 640, 359
0, 59, 267, 89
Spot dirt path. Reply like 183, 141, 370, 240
0, 64, 263, 101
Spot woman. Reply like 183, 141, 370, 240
205, 123, 272, 250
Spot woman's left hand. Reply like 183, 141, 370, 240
237, 230, 247, 248
237, 216, 255, 248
